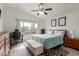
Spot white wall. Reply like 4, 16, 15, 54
3, 6, 45, 33
0, 4, 3, 32
46, 10, 79, 38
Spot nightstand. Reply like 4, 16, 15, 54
64, 37, 79, 49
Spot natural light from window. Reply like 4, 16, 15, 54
20, 21, 38, 34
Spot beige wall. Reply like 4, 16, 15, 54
3, 6, 45, 33
46, 10, 79, 38
0, 4, 3, 32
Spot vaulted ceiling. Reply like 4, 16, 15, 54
3, 3, 79, 20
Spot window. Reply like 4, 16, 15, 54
20, 21, 38, 34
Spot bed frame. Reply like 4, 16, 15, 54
43, 29, 68, 56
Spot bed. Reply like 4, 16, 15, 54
32, 34, 64, 49
32, 30, 67, 49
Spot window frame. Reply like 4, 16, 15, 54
20, 20, 39, 34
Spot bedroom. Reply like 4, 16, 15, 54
0, 3, 79, 56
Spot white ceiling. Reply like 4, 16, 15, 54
3, 3, 79, 20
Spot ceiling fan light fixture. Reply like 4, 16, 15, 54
32, 3, 52, 15
39, 11, 44, 15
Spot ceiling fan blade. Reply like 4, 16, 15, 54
45, 8, 52, 11
31, 10, 38, 11
44, 12, 48, 15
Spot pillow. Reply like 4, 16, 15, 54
55, 31, 65, 35
47, 31, 54, 34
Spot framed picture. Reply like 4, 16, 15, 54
58, 16, 66, 26
51, 19, 57, 27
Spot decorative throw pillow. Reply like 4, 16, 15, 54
55, 31, 65, 35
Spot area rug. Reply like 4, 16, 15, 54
42, 47, 69, 56
26, 47, 69, 56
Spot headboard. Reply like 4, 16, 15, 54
49, 29, 68, 38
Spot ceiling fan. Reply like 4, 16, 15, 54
31, 3, 52, 15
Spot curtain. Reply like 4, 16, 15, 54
15, 18, 20, 31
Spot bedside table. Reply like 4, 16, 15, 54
64, 38, 79, 49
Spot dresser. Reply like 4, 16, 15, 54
64, 37, 79, 49
0, 32, 10, 56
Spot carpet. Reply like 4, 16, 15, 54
26, 47, 69, 56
